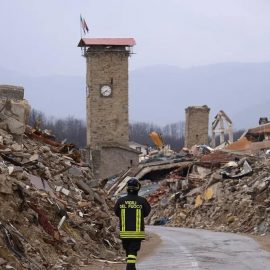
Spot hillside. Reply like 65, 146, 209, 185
1, 62, 270, 129
130, 63, 270, 129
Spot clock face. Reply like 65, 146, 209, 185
100, 85, 112, 97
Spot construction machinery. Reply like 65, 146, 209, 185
149, 131, 165, 149
149, 131, 173, 156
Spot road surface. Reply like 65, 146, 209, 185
138, 226, 270, 270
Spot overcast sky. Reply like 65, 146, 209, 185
1, 0, 270, 76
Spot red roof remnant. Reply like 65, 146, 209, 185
226, 137, 251, 151
78, 38, 136, 47
246, 123, 270, 135
225, 123, 270, 153
200, 150, 244, 164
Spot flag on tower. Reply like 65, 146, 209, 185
80, 15, 89, 35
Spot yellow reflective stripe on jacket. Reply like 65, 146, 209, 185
120, 231, 145, 235
120, 231, 145, 238
121, 209, 126, 232
136, 209, 141, 232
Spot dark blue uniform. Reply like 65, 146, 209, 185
114, 192, 151, 270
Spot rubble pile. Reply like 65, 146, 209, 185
0, 126, 121, 269
149, 150, 270, 235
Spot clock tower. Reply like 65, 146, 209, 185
78, 38, 138, 178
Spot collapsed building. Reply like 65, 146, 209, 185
226, 123, 270, 154
1, 80, 270, 269
0, 85, 123, 269
107, 105, 270, 238
0, 36, 141, 269
147, 147, 270, 236
146, 118, 270, 236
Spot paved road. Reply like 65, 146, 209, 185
138, 226, 270, 270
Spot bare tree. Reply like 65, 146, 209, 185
129, 121, 185, 151
28, 109, 86, 148
28, 110, 244, 152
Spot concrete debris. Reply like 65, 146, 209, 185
153, 217, 170, 225
124, 122, 270, 238
2, 95, 269, 269
226, 122, 270, 154
109, 159, 193, 196
147, 140, 270, 236
0, 125, 121, 269
221, 160, 252, 178
190, 144, 213, 156
0, 257, 7, 265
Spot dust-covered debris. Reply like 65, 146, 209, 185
0, 126, 122, 269
147, 146, 270, 236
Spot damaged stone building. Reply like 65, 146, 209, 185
78, 38, 139, 179
184, 105, 210, 148
0, 85, 30, 141
0, 85, 125, 269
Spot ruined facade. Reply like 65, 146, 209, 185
185, 105, 210, 148
78, 38, 139, 178
0, 85, 30, 140
211, 110, 233, 147
0, 85, 24, 100
91, 144, 139, 179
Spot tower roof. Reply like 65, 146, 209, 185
78, 38, 136, 47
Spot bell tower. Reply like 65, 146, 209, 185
78, 38, 135, 148
78, 38, 138, 178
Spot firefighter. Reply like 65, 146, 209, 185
114, 178, 151, 270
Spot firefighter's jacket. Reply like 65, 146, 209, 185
114, 193, 151, 239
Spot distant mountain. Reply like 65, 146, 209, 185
130, 63, 270, 129
0, 67, 86, 119
1, 62, 270, 129
232, 100, 270, 129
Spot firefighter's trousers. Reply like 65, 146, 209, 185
122, 239, 142, 270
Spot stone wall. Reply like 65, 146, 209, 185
0, 85, 30, 139
85, 48, 129, 149
0, 85, 24, 100
92, 146, 139, 179
185, 105, 210, 148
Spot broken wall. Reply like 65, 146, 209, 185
185, 105, 210, 148
0, 85, 24, 99
91, 145, 139, 179
0, 85, 30, 138
0, 125, 122, 269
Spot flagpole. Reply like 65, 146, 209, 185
80, 14, 83, 55
80, 14, 82, 39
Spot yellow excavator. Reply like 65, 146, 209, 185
149, 131, 165, 149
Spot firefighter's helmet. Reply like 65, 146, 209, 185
127, 178, 141, 192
